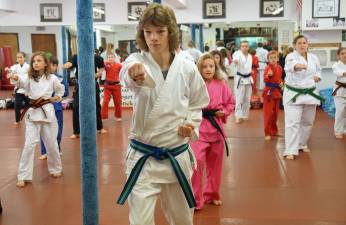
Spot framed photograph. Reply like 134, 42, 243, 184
259, 0, 284, 17
332, 17, 345, 27
342, 30, 346, 42
128, 2, 148, 21
93, 3, 105, 22
203, 0, 226, 19
40, 3, 62, 22
312, 0, 340, 18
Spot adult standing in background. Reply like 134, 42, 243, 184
283, 35, 324, 160
256, 42, 268, 90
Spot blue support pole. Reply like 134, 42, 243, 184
199, 24, 204, 51
61, 26, 69, 90
191, 24, 196, 45
76, 0, 99, 224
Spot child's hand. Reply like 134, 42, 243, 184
178, 123, 194, 137
313, 76, 321, 83
215, 110, 225, 117
268, 70, 273, 77
50, 96, 62, 102
279, 82, 284, 88
128, 63, 146, 82
234, 59, 239, 65
7, 73, 18, 81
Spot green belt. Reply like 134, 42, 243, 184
285, 84, 325, 103
117, 139, 196, 208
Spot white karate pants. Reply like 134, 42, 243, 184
258, 69, 265, 90
17, 120, 62, 180
334, 96, 346, 135
235, 84, 252, 119
284, 104, 317, 156
128, 181, 194, 225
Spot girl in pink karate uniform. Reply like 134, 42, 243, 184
191, 53, 235, 210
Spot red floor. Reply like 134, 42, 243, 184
0, 90, 345, 225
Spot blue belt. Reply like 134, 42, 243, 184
117, 139, 196, 208
265, 82, 281, 96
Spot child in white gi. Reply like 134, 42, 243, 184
233, 41, 253, 123
117, 3, 209, 225
332, 47, 346, 139
8, 51, 64, 187
5, 52, 30, 124
283, 35, 323, 160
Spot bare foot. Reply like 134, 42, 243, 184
302, 148, 310, 153
70, 134, 80, 139
335, 134, 343, 139
38, 154, 47, 160
115, 117, 122, 122
98, 129, 107, 134
264, 136, 271, 141
212, 200, 222, 206
235, 118, 242, 124
51, 172, 62, 178
16, 180, 25, 187
285, 155, 295, 160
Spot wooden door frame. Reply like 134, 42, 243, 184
0, 33, 20, 62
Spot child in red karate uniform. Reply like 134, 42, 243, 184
262, 50, 283, 140
101, 53, 122, 121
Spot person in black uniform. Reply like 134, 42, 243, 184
64, 53, 107, 138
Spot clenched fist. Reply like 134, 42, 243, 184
128, 63, 146, 82
178, 123, 194, 138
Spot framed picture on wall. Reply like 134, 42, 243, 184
203, 0, 226, 19
259, 0, 284, 17
312, 0, 340, 18
128, 2, 148, 21
40, 3, 62, 22
93, 3, 105, 22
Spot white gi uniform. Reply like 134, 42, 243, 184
332, 60, 346, 135
256, 47, 268, 90
10, 63, 29, 94
184, 47, 202, 64
233, 50, 253, 120
283, 51, 322, 156
11, 74, 64, 181
120, 51, 209, 225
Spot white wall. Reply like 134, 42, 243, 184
302, 0, 346, 30
0, 0, 299, 26
0, 26, 63, 69
302, 30, 342, 43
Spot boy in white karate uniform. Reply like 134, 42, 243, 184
233, 41, 253, 123
117, 3, 209, 225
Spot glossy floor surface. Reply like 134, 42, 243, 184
0, 91, 345, 225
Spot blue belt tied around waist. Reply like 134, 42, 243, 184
265, 82, 281, 96
236, 72, 252, 88
117, 139, 196, 208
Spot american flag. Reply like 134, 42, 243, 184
297, 0, 302, 12
297, 0, 302, 19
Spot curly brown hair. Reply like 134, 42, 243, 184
136, 3, 180, 53
28, 51, 52, 82
197, 53, 224, 81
